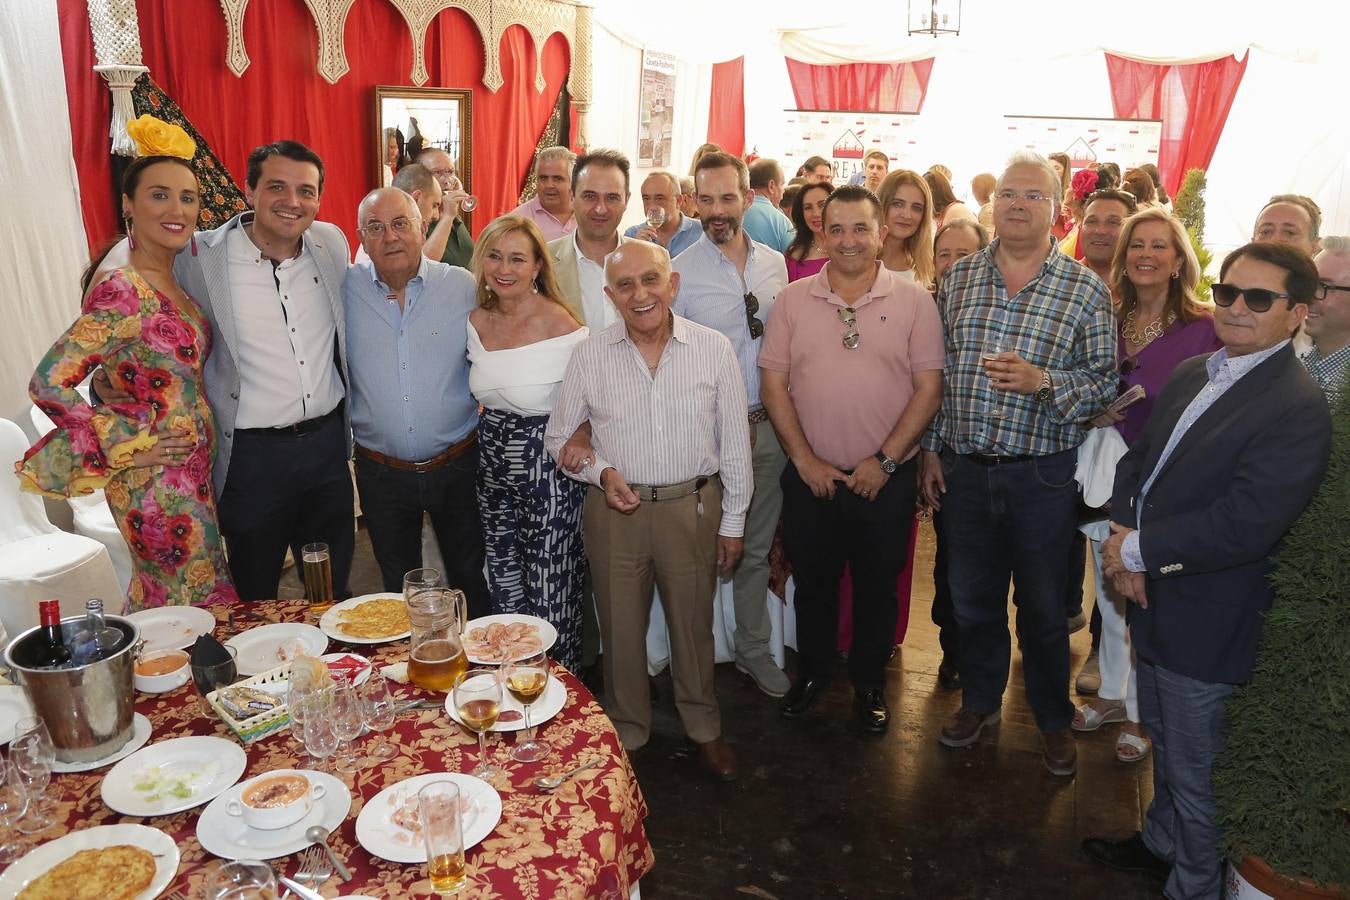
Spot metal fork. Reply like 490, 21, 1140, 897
293, 844, 333, 890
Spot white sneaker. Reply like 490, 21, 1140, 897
735, 655, 790, 698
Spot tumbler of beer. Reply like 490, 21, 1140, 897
418, 780, 467, 895
302, 542, 334, 616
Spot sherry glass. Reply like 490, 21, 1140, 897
359, 670, 399, 760
506, 651, 552, 762
982, 333, 1012, 419
12, 717, 55, 833
0, 757, 29, 863
301, 688, 339, 774
452, 668, 502, 781
331, 674, 365, 772
645, 207, 667, 229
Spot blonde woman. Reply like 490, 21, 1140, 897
876, 170, 936, 287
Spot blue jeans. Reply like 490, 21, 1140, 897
1137, 659, 1234, 900
939, 450, 1078, 731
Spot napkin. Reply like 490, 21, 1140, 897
380, 662, 409, 684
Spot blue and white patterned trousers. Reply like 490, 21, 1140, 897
476, 407, 586, 670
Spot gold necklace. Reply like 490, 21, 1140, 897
1122, 307, 1173, 346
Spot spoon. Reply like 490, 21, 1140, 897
305, 825, 352, 882
533, 758, 603, 791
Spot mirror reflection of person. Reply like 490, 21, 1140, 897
382, 127, 407, 186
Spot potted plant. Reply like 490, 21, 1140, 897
1213, 374, 1349, 898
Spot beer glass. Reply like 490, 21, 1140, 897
418, 780, 467, 895
302, 542, 334, 616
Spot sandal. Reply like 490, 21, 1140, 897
1115, 728, 1151, 763
1071, 699, 1127, 732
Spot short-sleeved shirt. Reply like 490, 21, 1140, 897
624, 213, 703, 258
759, 261, 946, 469
509, 196, 577, 242
742, 195, 793, 254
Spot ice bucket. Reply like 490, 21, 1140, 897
3, 615, 140, 764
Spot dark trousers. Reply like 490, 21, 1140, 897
940, 449, 1077, 731
930, 509, 960, 660
217, 411, 354, 601
353, 444, 490, 619
781, 458, 918, 691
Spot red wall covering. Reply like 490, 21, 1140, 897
57, 0, 570, 251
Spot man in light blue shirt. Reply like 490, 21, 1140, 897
742, 159, 794, 253
344, 186, 489, 614
623, 171, 702, 258
674, 151, 791, 697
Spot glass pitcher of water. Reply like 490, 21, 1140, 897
407, 589, 468, 692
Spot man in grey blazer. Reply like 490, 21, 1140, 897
101, 141, 354, 601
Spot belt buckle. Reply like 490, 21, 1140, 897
648, 486, 659, 502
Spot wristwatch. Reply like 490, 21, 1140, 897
1035, 369, 1053, 403
874, 451, 898, 474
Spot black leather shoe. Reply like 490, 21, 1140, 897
937, 655, 961, 690
1082, 832, 1169, 880
853, 689, 889, 734
780, 678, 829, 717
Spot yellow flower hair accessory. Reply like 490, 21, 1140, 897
126, 115, 196, 160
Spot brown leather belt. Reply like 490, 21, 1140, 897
748, 407, 769, 425
355, 432, 477, 473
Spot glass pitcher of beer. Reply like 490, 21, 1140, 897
407, 589, 468, 692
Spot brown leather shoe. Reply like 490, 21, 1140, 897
696, 738, 738, 782
1042, 729, 1078, 776
938, 707, 1001, 748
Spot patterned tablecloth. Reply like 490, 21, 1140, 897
3, 599, 654, 898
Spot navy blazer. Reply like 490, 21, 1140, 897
1109, 343, 1331, 684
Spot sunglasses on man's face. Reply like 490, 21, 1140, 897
1211, 283, 1293, 314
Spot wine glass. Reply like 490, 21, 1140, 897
331, 675, 366, 773
301, 689, 339, 774
645, 207, 667, 230
359, 671, 399, 760
11, 724, 55, 833
505, 651, 552, 763
448, 175, 478, 213
982, 333, 1012, 420
453, 668, 502, 781
287, 677, 314, 751
0, 757, 29, 862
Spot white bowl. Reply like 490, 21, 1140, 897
227, 769, 327, 831
133, 650, 191, 693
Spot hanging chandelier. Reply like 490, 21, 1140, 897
908, 0, 962, 37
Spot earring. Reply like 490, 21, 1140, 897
191, 234, 198, 257
532, 279, 540, 294
1170, 271, 1179, 280
125, 217, 135, 251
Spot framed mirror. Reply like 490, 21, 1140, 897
374, 85, 472, 198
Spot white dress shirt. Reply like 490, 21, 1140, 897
227, 227, 344, 428
543, 315, 753, 537
575, 233, 618, 329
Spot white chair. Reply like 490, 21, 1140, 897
0, 418, 124, 641
29, 403, 133, 593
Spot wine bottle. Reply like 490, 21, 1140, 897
34, 600, 72, 669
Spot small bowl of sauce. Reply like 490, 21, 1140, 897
134, 649, 191, 693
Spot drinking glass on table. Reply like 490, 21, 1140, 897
302, 542, 334, 617
203, 859, 278, 899
287, 677, 315, 750
506, 651, 552, 762
11, 720, 55, 833
331, 674, 365, 772
359, 670, 399, 760
192, 645, 240, 716
982, 333, 1013, 420
301, 688, 339, 774
0, 757, 29, 863
453, 668, 502, 781
418, 780, 467, 896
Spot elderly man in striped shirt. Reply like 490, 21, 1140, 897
919, 150, 1116, 777
544, 240, 753, 782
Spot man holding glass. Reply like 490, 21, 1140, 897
414, 148, 475, 268
919, 151, 1115, 776
760, 185, 944, 733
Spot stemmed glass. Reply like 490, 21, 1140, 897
645, 207, 667, 230
506, 651, 552, 763
301, 688, 339, 774
11, 719, 55, 833
982, 332, 1012, 420
452, 668, 502, 781
359, 671, 399, 760
287, 677, 314, 752
0, 757, 29, 862
447, 175, 478, 213
331, 675, 366, 772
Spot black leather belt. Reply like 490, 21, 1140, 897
963, 452, 1035, 466
237, 402, 342, 436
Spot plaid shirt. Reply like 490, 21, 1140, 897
923, 238, 1116, 456
1300, 344, 1350, 399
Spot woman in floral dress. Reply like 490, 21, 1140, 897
17, 129, 236, 608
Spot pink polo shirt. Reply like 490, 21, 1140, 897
758, 261, 945, 470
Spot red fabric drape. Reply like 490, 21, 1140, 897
707, 56, 745, 157
1104, 52, 1248, 198
57, 0, 569, 250
785, 58, 934, 113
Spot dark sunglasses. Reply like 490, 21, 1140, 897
1211, 282, 1292, 313
744, 292, 764, 339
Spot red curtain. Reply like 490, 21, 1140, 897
1104, 52, 1248, 197
785, 57, 934, 113
57, 0, 569, 250
707, 56, 745, 157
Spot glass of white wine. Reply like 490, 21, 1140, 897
982, 332, 1012, 420
506, 651, 551, 762
418, 780, 466, 896
645, 207, 667, 230
453, 668, 502, 781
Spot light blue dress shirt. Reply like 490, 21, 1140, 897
1122, 340, 1289, 571
343, 257, 479, 461
741, 194, 794, 254
623, 213, 703, 258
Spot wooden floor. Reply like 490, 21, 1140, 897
312, 522, 1162, 900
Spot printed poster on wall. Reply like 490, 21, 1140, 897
639, 50, 677, 168
1003, 115, 1162, 171
781, 110, 926, 185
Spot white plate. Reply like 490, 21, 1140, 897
101, 736, 247, 817
319, 594, 411, 644
462, 614, 557, 664
0, 686, 34, 745
51, 713, 152, 773
197, 769, 351, 861
226, 623, 328, 676
445, 674, 566, 733
321, 652, 373, 687
125, 605, 218, 652
356, 772, 501, 864
0, 823, 178, 899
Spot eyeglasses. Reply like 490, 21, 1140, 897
1211, 283, 1292, 313
1315, 280, 1350, 300
358, 217, 415, 238
839, 306, 860, 350
994, 189, 1054, 204
744, 292, 764, 339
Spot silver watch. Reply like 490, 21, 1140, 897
874, 451, 898, 474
